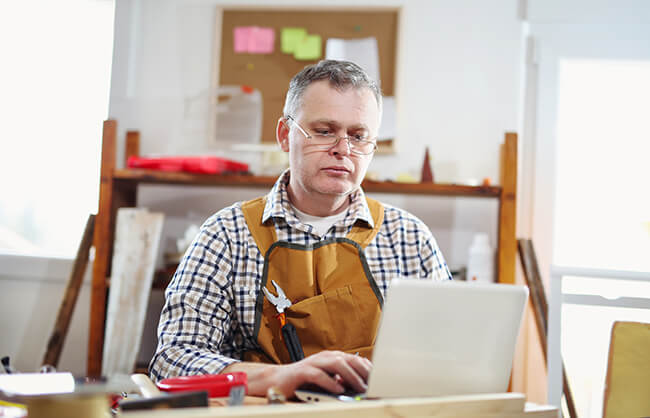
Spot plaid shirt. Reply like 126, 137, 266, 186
150, 170, 452, 381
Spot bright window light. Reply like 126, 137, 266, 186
554, 59, 650, 272
0, 0, 114, 257
554, 58, 650, 417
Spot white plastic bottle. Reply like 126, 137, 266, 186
466, 233, 495, 283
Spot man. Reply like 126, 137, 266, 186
150, 60, 452, 397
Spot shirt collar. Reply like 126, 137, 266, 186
262, 169, 374, 229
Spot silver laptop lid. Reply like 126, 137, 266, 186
366, 279, 528, 398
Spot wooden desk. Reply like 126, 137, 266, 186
120, 393, 557, 418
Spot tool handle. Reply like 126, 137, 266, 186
131, 373, 162, 398
281, 323, 305, 362
157, 372, 248, 398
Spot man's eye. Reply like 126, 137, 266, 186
314, 129, 332, 136
352, 134, 368, 141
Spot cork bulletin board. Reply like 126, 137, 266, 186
213, 7, 399, 152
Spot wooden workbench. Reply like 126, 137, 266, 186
120, 393, 557, 418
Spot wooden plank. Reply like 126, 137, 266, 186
42, 214, 95, 368
517, 239, 577, 418
497, 132, 517, 284
88, 119, 119, 377
101, 208, 164, 376
518, 240, 549, 355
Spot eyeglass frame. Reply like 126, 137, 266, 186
285, 115, 378, 156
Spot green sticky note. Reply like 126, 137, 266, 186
281, 27, 307, 54
294, 34, 322, 61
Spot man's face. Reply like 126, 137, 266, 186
278, 80, 380, 200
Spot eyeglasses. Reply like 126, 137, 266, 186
286, 115, 378, 156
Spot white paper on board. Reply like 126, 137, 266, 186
325, 37, 381, 86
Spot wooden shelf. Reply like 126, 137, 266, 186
362, 180, 501, 198
87, 120, 518, 377
114, 169, 502, 198
114, 169, 278, 188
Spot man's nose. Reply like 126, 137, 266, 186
330, 136, 351, 156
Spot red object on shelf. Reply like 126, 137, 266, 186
127, 156, 249, 175
157, 372, 248, 398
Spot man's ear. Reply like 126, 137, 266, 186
276, 117, 290, 152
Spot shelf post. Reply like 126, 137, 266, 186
124, 131, 140, 167
497, 132, 518, 284
88, 120, 138, 376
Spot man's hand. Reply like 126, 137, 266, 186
222, 350, 372, 398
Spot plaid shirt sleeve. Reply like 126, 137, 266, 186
149, 212, 240, 381
419, 229, 453, 281
370, 203, 452, 284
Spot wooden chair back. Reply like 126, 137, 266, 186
602, 321, 650, 418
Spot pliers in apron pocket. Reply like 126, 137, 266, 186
263, 280, 305, 362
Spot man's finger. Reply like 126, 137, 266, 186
318, 354, 367, 393
348, 355, 372, 382
298, 367, 344, 394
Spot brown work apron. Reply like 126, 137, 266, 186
240, 195, 385, 364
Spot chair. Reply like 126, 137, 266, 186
602, 321, 650, 418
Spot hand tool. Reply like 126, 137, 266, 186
263, 280, 305, 362
157, 372, 247, 405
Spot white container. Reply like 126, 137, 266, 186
183, 85, 263, 147
466, 233, 495, 283
214, 85, 263, 144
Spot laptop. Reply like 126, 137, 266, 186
295, 279, 528, 402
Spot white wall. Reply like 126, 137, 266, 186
109, 0, 525, 271
527, 0, 650, 23
0, 255, 91, 376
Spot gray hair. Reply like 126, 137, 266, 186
283, 60, 383, 118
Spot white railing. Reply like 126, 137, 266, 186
547, 266, 650, 410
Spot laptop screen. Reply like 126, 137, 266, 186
366, 279, 528, 398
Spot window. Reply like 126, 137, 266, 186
554, 58, 650, 272
0, 0, 114, 257
554, 58, 650, 417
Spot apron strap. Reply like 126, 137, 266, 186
346, 197, 384, 249
241, 196, 277, 257
242, 195, 384, 254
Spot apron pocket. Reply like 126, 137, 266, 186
285, 284, 380, 355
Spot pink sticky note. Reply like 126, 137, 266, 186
248, 27, 275, 54
233, 27, 252, 53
